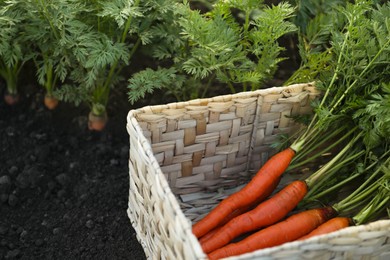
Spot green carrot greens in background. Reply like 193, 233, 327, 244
282, 0, 390, 202
128, 0, 297, 103
0, 3, 28, 105
67, 0, 178, 130
20, 0, 86, 110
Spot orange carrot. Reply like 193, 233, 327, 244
88, 112, 108, 131
192, 148, 296, 238
4, 92, 20, 105
44, 94, 59, 110
199, 178, 280, 244
298, 217, 352, 240
201, 180, 308, 253
208, 206, 337, 260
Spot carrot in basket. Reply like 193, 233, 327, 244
298, 217, 352, 240
201, 180, 308, 253
201, 137, 374, 251
199, 178, 281, 244
208, 158, 390, 259
192, 147, 296, 238
298, 165, 390, 241
208, 206, 337, 260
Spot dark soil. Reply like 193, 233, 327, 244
0, 86, 146, 260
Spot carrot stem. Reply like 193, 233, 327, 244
333, 158, 389, 213
308, 151, 390, 201
289, 125, 354, 171
305, 135, 360, 189
307, 169, 362, 202
290, 124, 346, 163
305, 149, 365, 199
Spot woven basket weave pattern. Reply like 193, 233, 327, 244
127, 83, 390, 259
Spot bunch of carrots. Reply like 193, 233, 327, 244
194, 140, 389, 259
191, 2, 390, 258
197, 153, 389, 259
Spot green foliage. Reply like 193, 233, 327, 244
128, 67, 183, 103
1, 0, 179, 114
353, 83, 390, 149
289, 0, 390, 152
180, 1, 297, 90
19, 0, 88, 94
290, 0, 346, 35
128, 0, 297, 103
63, 0, 179, 114
53, 84, 90, 106
0, 2, 28, 94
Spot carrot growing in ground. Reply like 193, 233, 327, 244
193, 146, 299, 238
44, 94, 59, 110
4, 91, 20, 105
87, 104, 108, 131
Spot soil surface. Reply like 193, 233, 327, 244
0, 86, 147, 260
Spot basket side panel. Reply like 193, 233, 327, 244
248, 85, 315, 173
127, 113, 206, 260
133, 83, 320, 223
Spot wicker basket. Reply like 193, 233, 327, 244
126, 83, 390, 260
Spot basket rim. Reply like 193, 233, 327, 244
127, 82, 317, 121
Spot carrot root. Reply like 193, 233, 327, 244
199, 178, 280, 244
88, 111, 108, 131
44, 94, 59, 110
298, 217, 352, 240
201, 180, 308, 253
208, 206, 337, 260
193, 148, 296, 238
199, 177, 281, 244
4, 92, 20, 105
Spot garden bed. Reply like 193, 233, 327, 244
0, 86, 146, 259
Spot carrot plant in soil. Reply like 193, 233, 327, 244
54, 0, 180, 131
0, 4, 28, 105
1, 0, 88, 109
17, 0, 85, 111
128, 0, 297, 103
2, 0, 180, 131
193, 0, 390, 254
